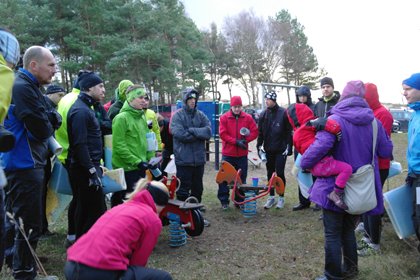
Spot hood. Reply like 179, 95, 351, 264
364, 83, 381, 110
118, 80, 133, 102
119, 100, 145, 117
182, 88, 199, 113
287, 103, 316, 131
329, 96, 374, 126
131, 189, 157, 213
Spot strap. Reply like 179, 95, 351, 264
371, 119, 378, 166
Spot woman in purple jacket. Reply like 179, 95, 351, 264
300, 80, 393, 280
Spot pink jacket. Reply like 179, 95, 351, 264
67, 190, 162, 270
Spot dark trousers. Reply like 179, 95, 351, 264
64, 261, 173, 280
63, 160, 76, 237
362, 168, 389, 244
217, 155, 247, 205
42, 158, 52, 234
411, 174, 420, 243
176, 165, 204, 202
322, 208, 359, 280
0, 189, 5, 273
69, 165, 104, 239
111, 169, 143, 207
4, 168, 44, 280
161, 156, 171, 178
266, 151, 287, 196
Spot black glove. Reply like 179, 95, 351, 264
89, 172, 103, 191
138, 161, 152, 172
406, 174, 415, 186
0, 124, 15, 153
282, 145, 293, 157
48, 110, 62, 130
236, 139, 247, 150
306, 118, 328, 131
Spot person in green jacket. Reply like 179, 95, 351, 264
144, 94, 162, 158
111, 84, 156, 207
107, 79, 133, 120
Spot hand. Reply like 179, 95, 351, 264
99, 165, 109, 176
282, 145, 292, 157
155, 151, 162, 157
147, 120, 153, 130
406, 174, 415, 186
89, 172, 103, 191
48, 111, 62, 130
236, 139, 247, 150
137, 161, 152, 172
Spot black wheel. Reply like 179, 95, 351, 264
185, 209, 204, 237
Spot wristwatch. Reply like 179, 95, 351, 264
88, 167, 96, 175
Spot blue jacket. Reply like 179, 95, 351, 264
407, 101, 420, 174
1, 70, 56, 171
300, 96, 393, 215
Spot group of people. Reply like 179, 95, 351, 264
2, 26, 420, 280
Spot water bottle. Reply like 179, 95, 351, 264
240, 127, 250, 137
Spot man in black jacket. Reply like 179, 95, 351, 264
313, 77, 340, 118
2, 46, 61, 280
67, 70, 106, 239
257, 91, 293, 209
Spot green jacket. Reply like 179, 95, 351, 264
0, 54, 13, 123
112, 101, 150, 171
56, 88, 80, 163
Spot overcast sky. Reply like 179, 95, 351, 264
182, 0, 420, 106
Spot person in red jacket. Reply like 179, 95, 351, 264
357, 83, 393, 256
287, 103, 352, 210
64, 179, 172, 280
218, 96, 258, 210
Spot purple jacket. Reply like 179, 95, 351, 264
300, 96, 393, 215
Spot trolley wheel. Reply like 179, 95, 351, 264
185, 209, 204, 237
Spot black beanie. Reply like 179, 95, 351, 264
265, 91, 277, 101
320, 77, 334, 89
147, 184, 169, 207
46, 84, 65, 95
78, 71, 103, 91
296, 86, 311, 97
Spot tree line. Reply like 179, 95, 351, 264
0, 0, 324, 106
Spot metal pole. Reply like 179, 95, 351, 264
214, 100, 220, 170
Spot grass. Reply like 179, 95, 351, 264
1, 132, 419, 280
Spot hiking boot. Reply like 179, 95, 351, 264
64, 238, 75, 249
358, 244, 380, 257
357, 239, 370, 250
328, 190, 349, 210
276, 197, 285, 209
221, 203, 229, 210
355, 222, 365, 234
293, 203, 310, 211
264, 196, 276, 209
203, 220, 210, 227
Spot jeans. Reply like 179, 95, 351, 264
266, 151, 287, 196
322, 208, 359, 280
217, 155, 247, 205
176, 165, 204, 202
64, 261, 173, 280
111, 169, 142, 207
295, 148, 310, 205
4, 168, 44, 280
363, 168, 389, 244
69, 165, 105, 239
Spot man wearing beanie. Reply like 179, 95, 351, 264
170, 88, 211, 225
67, 70, 106, 239
218, 96, 258, 210
403, 72, 420, 255
314, 77, 340, 118
143, 93, 162, 158
257, 91, 293, 209
45, 84, 65, 109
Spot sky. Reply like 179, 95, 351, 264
182, 0, 420, 107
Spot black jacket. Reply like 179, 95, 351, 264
67, 92, 103, 170
160, 118, 173, 158
257, 103, 293, 153
313, 93, 341, 118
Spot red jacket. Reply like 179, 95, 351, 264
220, 109, 258, 157
365, 83, 392, 169
67, 190, 162, 270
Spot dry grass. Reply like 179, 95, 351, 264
1, 132, 419, 280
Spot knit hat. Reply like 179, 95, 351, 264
118, 80, 133, 102
73, 76, 80, 90
340, 80, 366, 100
296, 86, 311, 97
231, 96, 242, 106
320, 77, 334, 89
145, 94, 149, 100
46, 84, 65, 95
147, 184, 169, 207
78, 71, 103, 91
265, 91, 277, 101
0, 29, 20, 66
403, 73, 420, 91
126, 87, 145, 102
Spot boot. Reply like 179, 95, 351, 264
328, 190, 349, 210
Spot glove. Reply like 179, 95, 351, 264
89, 172, 103, 191
282, 145, 292, 157
236, 139, 247, 150
406, 174, 415, 186
137, 161, 152, 172
48, 110, 62, 130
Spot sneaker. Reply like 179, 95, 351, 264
358, 244, 380, 257
355, 222, 365, 234
357, 239, 370, 250
234, 203, 245, 210
221, 203, 229, 210
199, 206, 206, 212
64, 238, 75, 249
44, 229, 58, 236
276, 197, 285, 209
313, 204, 322, 212
203, 220, 210, 227
264, 196, 276, 209
327, 190, 349, 210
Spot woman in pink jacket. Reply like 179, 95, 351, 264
64, 179, 172, 280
